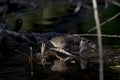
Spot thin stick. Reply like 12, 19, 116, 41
105, 0, 108, 8
92, 0, 104, 80
41, 43, 46, 67
88, 12, 120, 32
71, 34, 120, 38
30, 47, 33, 76
41, 43, 45, 55
112, 1, 120, 7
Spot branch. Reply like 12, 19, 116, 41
71, 34, 120, 38
105, 0, 108, 8
88, 12, 120, 32
111, 0, 120, 7
92, 0, 104, 80
30, 47, 33, 76
105, 0, 120, 8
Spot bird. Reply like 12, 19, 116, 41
50, 35, 68, 49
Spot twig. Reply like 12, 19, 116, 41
105, 0, 120, 8
88, 12, 120, 32
112, 1, 120, 7
74, 2, 81, 13
92, 0, 104, 80
71, 34, 120, 38
40, 43, 46, 67
41, 43, 45, 55
30, 47, 33, 76
105, 0, 108, 8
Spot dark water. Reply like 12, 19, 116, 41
0, 60, 120, 80
0, 35, 120, 80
